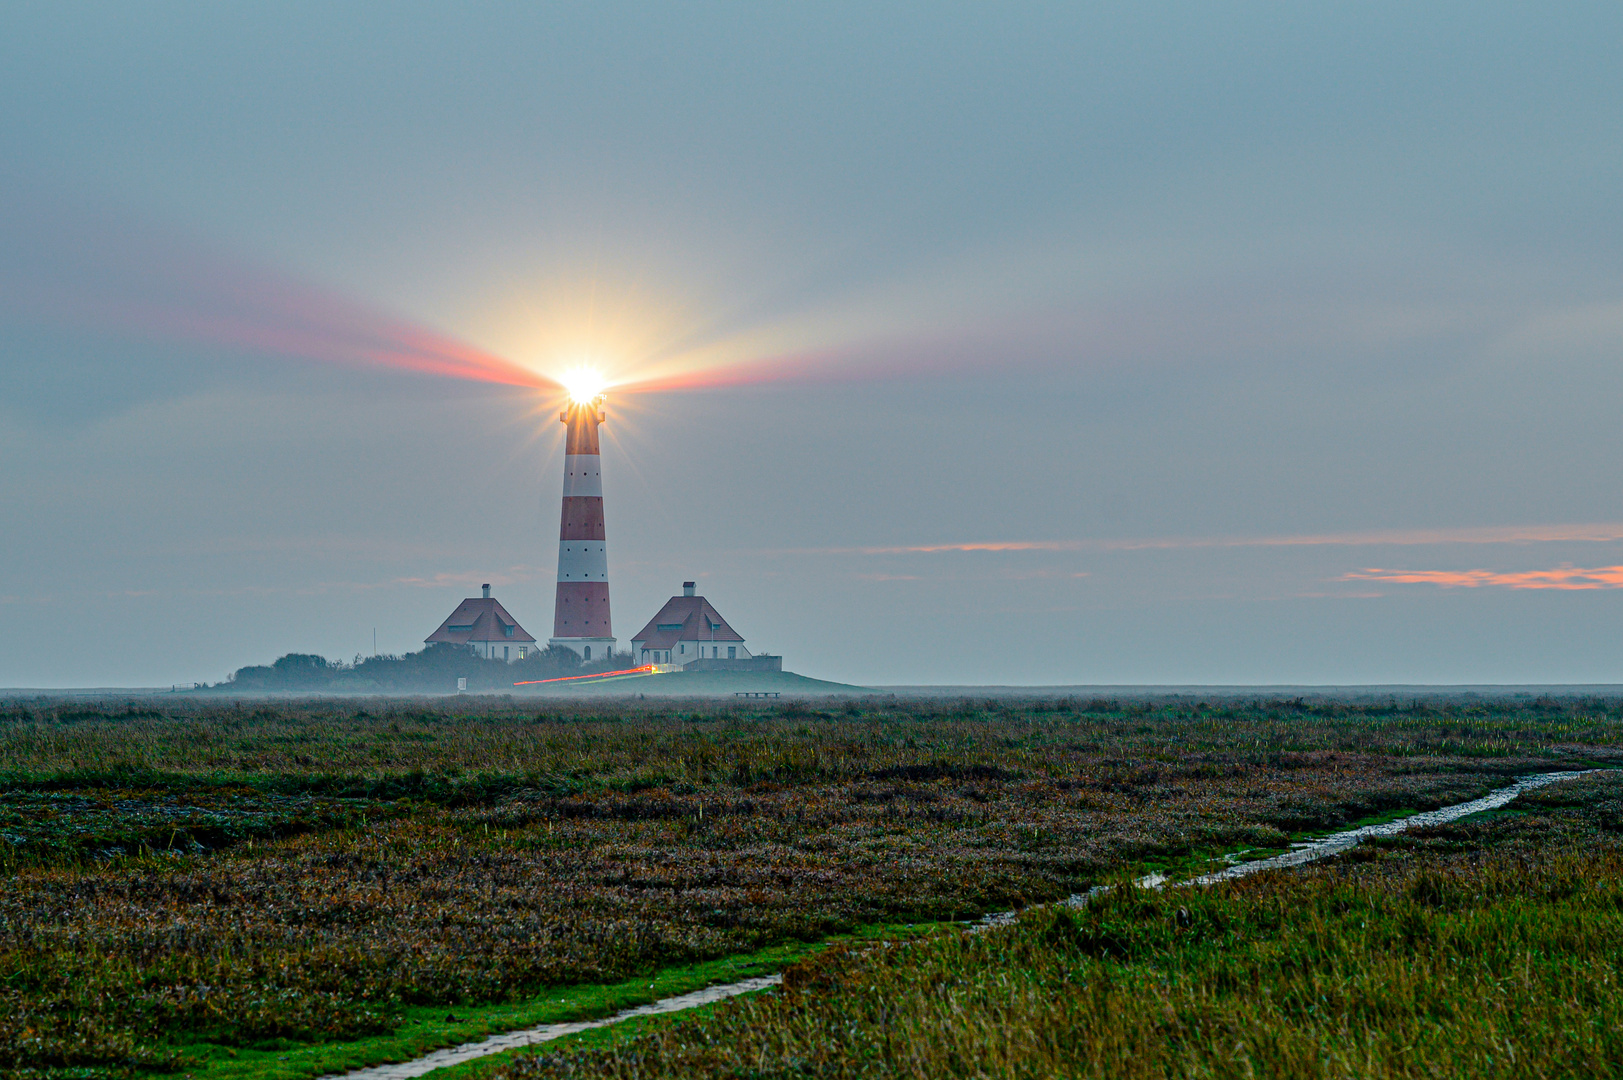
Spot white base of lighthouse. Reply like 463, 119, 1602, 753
548, 636, 616, 662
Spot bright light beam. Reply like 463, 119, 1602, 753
514, 664, 656, 685
1, 186, 1011, 402
558, 365, 609, 404
0, 191, 558, 392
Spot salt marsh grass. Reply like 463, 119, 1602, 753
500, 772, 1623, 1080
512, 845, 1623, 1079
0, 695, 1617, 1078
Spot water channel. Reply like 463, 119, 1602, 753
316, 976, 782, 1080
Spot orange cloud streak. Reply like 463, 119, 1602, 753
775, 540, 1086, 556
775, 523, 1623, 560
1343, 565, 1623, 590
1108, 523, 1623, 550
862, 540, 1085, 554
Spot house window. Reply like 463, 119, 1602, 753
503, 646, 510, 661
584, 645, 592, 660
680, 643, 685, 654
519, 647, 527, 659
728, 646, 736, 659
504, 625, 514, 637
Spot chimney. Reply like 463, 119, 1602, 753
482, 583, 491, 599
683, 581, 695, 597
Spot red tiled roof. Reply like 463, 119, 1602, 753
425, 597, 537, 645
629, 595, 744, 649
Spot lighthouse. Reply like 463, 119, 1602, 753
548, 390, 615, 661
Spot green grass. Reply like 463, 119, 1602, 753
162, 937, 808, 1080
352, 925, 940, 1080
425, 1004, 745, 1080
1127, 803, 1446, 884
163, 921, 946, 1080
1325, 804, 1424, 832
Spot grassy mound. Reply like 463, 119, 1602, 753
517, 668, 867, 697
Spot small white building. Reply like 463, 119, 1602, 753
425, 584, 537, 662
630, 582, 752, 666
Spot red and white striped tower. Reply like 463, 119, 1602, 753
548, 392, 615, 661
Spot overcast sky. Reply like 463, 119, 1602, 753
4, 2, 1623, 688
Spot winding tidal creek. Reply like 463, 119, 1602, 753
316, 977, 782, 1080
324, 770, 1599, 1080
1151, 769, 1599, 889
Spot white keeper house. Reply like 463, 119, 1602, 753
630, 582, 752, 666
424, 584, 537, 662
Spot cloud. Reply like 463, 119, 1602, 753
1494, 299, 1623, 359
764, 540, 1083, 556
861, 540, 1086, 554
1342, 565, 1623, 591
1108, 523, 1623, 550
776, 523, 1623, 559
0, 567, 551, 605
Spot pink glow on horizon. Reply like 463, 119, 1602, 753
1343, 565, 1623, 590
